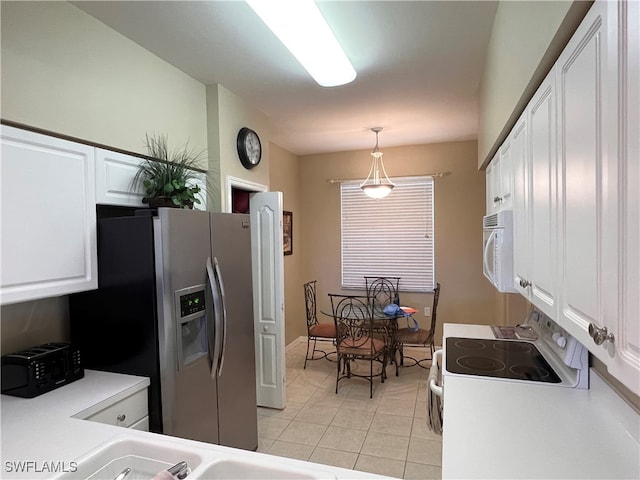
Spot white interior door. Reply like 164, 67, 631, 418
250, 191, 286, 409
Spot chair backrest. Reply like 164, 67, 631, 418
426, 283, 441, 340
304, 280, 318, 329
365, 277, 400, 314
328, 294, 373, 350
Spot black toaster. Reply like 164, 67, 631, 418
1, 342, 84, 398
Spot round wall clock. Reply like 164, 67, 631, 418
236, 127, 262, 169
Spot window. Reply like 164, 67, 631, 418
341, 176, 435, 292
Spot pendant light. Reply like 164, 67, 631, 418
360, 127, 394, 199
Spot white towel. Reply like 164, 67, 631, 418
426, 359, 443, 435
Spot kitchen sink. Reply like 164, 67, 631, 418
54, 436, 202, 479
195, 458, 336, 480
54, 435, 337, 480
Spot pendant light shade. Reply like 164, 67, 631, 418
360, 127, 394, 199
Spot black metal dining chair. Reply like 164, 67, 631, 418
328, 294, 387, 398
394, 282, 441, 368
303, 280, 336, 369
364, 276, 401, 313
365, 276, 401, 375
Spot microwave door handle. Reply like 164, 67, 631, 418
213, 257, 228, 377
206, 257, 221, 379
483, 230, 498, 286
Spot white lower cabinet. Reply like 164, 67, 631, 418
82, 388, 149, 431
0, 126, 97, 304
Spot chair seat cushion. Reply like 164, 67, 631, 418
395, 328, 431, 344
338, 336, 385, 356
310, 322, 336, 338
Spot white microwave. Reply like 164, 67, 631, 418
482, 210, 517, 293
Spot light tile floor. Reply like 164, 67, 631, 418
257, 339, 442, 479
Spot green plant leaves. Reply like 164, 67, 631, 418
132, 133, 206, 208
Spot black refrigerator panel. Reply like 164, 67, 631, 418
69, 214, 163, 433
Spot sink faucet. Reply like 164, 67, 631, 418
167, 461, 189, 479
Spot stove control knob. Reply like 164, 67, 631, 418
552, 332, 567, 348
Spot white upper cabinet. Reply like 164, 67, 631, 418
602, 0, 639, 395
512, 112, 530, 296
556, 0, 618, 352
513, 68, 559, 320
95, 148, 146, 207
96, 148, 207, 210
508, 0, 639, 394
526, 69, 558, 318
486, 151, 500, 214
0, 126, 97, 304
486, 140, 513, 215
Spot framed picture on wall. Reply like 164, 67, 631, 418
283, 211, 293, 256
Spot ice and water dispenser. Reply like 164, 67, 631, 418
174, 285, 209, 367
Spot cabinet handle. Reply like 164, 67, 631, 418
117, 414, 126, 422
519, 279, 531, 288
588, 323, 615, 346
493, 196, 503, 203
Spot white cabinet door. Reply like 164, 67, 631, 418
95, 148, 145, 207
512, 112, 530, 297
486, 152, 500, 214
0, 126, 97, 304
556, 0, 618, 350
605, 0, 640, 395
498, 138, 513, 211
96, 148, 207, 210
513, 69, 558, 319
486, 148, 513, 215
527, 69, 558, 318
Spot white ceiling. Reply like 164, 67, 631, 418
73, 1, 498, 156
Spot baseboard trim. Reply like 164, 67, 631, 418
286, 336, 307, 351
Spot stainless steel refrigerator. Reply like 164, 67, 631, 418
69, 207, 258, 450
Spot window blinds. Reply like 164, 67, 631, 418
341, 176, 435, 292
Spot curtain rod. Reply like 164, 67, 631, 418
326, 171, 451, 184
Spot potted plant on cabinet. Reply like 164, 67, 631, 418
133, 133, 206, 209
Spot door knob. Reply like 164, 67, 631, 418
588, 323, 615, 346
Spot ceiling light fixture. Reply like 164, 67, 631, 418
246, 0, 356, 87
361, 127, 394, 199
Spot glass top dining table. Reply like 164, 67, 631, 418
320, 304, 410, 376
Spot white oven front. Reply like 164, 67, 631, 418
427, 310, 589, 433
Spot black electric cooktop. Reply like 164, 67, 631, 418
445, 337, 561, 383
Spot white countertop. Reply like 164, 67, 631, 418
1, 370, 392, 480
441, 323, 640, 479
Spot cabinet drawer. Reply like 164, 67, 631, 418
129, 415, 150, 432
85, 388, 147, 428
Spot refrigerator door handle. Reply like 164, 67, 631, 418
213, 257, 228, 377
206, 257, 222, 379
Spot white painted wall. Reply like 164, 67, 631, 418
477, 0, 592, 169
207, 84, 271, 212
0, 1, 207, 161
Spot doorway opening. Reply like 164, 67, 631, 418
225, 175, 268, 213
